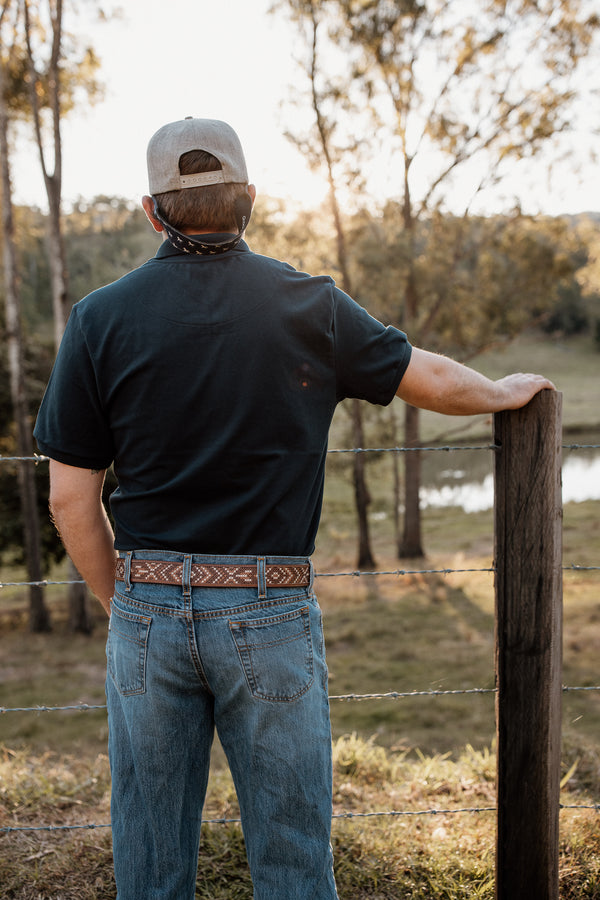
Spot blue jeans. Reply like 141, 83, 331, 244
106, 551, 338, 900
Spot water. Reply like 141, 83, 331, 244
419, 436, 600, 512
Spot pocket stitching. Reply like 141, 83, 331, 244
229, 606, 314, 702
107, 606, 152, 696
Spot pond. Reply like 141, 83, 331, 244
419, 432, 600, 512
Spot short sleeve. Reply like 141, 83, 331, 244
332, 287, 412, 404
33, 305, 115, 469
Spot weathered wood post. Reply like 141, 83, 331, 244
494, 390, 563, 900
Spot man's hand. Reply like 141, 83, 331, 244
397, 347, 556, 415
487, 372, 557, 410
49, 460, 117, 616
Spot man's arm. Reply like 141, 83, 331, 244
49, 459, 117, 616
396, 347, 556, 414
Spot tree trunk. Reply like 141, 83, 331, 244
47, 198, 93, 632
398, 403, 424, 558
46, 191, 70, 350
45, 191, 94, 632
389, 404, 402, 555
68, 558, 93, 632
351, 398, 375, 569
0, 61, 50, 631
305, 6, 377, 569
399, 161, 424, 559
27, 2, 93, 632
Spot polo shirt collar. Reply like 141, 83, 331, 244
156, 236, 250, 259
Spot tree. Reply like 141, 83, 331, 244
278, 0, 600, 556
22, 0, 104, 631
0, 0, 49, 630
276, 0, 378, 567
573, 216, 600, 346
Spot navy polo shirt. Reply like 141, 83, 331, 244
34, 238, 412, 556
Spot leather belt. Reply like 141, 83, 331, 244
115, 558, 311, 589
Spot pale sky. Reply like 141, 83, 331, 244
11, 0, 600, 218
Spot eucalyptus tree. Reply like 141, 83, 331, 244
22, 0, 103, 350
22, 0, 104, 630
275, 0, 381, 567
278, 0, 599, 556
0, 0, 49, 630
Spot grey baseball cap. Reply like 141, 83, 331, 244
147, 117, 249, 194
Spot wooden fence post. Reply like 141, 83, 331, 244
494, 390, 563, 900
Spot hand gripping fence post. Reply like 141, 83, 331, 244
494, 391, 563, 900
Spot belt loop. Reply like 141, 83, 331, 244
257, 557, 266, 599
308, 558, 314, 593
124, 551, 133, 593
182, 555, 192, 598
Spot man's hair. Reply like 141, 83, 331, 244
154, 149, 247, 232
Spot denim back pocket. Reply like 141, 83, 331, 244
107, 602, 152, 696
229, 606, 314, 702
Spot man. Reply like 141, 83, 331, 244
34, 117, 555, 900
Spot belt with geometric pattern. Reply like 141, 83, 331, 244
114, 558, 311, 588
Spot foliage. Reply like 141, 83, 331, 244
542, 279, 590, 336
2, 196, 600, 566
287, 3, 599, 353
0, 198, 155, 568
64, 197, 160, 305
276, 0, 600, 556
0, 0, 106, 137
318, 0, 598, 211
351, 208, 594, 356
0, 323, 61, 568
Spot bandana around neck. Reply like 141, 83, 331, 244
152, 193, 251, 256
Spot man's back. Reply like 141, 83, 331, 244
35, 237, 411, 555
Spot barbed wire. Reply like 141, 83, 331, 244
1, 568, 496, 591
1, 703, 107, 713
4, 683, 600, 715
318, 566, 495, 578
562, 444, 600, 450
1, 444, 598, 843
4, 561, 600, 591
0, 808, 496, 834
328, 444, 499, 454
2, 442, 599, 465
330, 688, 496, 701
1, 579, 86, 588
5, 802, 600, 835
0, 455, 49, 463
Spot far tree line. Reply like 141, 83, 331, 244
1, 195, 599, 619
1, 0, 599, 632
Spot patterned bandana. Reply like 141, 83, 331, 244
152, 197, 250, 256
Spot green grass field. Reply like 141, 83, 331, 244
1, 333, 598, 897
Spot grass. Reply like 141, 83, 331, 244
1, 738, 600, 898
0, 331, 598, 895
1, 496, 598, 896
1, 502, 598, 759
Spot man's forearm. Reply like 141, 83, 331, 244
49, 462, 117, 616
397, 347, 556, 414
52, 502, 117, 615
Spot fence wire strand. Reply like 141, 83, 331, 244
5, 802, 600, 835
2, 442, 599, 465
1, 443, 598, 841
4, 683, 600, 716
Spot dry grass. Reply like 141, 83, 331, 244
1, 738, 599, 899
1, 329, 598, 895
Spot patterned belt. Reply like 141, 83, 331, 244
114, 558, 311, 589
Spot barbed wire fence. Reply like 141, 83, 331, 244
1, 414, 599, 843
